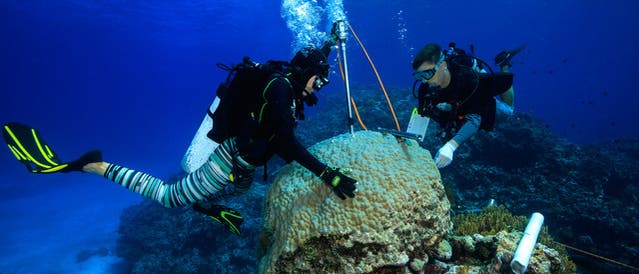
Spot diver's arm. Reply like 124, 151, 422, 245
451, 113, 481, 146
265, 78, 357, 199
84, 161, 109, 175
282, 136, 328, 177
434, 113, 481, 168
266, 79, 328, 176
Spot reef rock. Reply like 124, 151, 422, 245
442, 231, 568, 273
258, 131, 452, 273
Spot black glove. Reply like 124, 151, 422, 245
320, 167, 357, 200
303, 93, 319, 106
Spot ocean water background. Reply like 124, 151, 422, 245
0, 0, 637, 273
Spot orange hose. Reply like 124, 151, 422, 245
348, 23, 401, 131
351, 98, 367, 130
336, 47, 345, 81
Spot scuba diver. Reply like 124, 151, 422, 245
411, 42, 524, 168
2, 29, 357, 236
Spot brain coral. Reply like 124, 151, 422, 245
258, 131, 452, 273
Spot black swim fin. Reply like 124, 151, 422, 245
494, 44, 526, 68
193, 203, 244, 236
2, 122, 102, 173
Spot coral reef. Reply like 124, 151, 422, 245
453, 205, 528, 236
258, 130, 570, 273
441, 231, 568, 274
115, 182, 269, 273
451, 205, 577, 273
443, 113, 639, 272
305, 84, 638, 272
113, 84, 638, 273
258, 131, 451, 273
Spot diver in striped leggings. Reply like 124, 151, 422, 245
82, 44, 357, 234
74, 137, 256, 235
93, 138, 254, 208
3, 36, 357, 236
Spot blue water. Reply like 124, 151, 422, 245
1, 1, 637, 273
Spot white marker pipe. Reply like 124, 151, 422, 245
511, 212, 544, 274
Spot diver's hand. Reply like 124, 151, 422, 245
320, 167, 357, 200
435, 140, 458, 168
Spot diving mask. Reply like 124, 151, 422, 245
313, 75, 329, 91
412, 68, 438, 83
412, 53, 445, 83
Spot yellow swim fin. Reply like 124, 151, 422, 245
2, 122, 101, 173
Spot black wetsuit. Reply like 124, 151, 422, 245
102, 75, 327, 208
418, 60, 513, 140
232, 75, 327, 175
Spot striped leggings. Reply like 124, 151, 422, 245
104, 138, 256, 208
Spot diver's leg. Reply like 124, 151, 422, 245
83, 161, 109, 175
495, 45, 524, 111
84, 138, 254, 208
500, 88, 514, 109
499, 65, 515, 110
230, 153, 255, 194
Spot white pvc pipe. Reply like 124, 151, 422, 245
511, 212, 544, 274
181, 97, 221, 173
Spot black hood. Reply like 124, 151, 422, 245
288, 45, 332, 120
288, 46, 330, 94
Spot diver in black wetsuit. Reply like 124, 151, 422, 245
93, 44, 355, 197
83, 42, 356, 234
412, 43, 521, 168
2, 29, 357, 236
